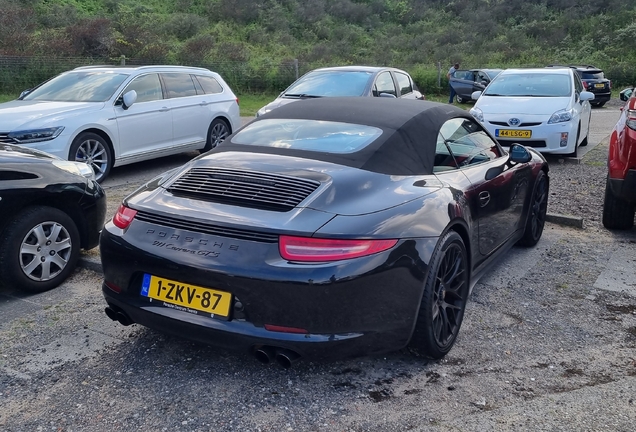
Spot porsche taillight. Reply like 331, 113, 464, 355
279, 236, 397, 262
113, 204, 137, 229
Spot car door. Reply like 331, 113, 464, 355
439, 118, 531, 257
160, 72, 210, 150
372, 71, 397, 97
450, 70, 476, 100
394, 71, 417, 99
114, 73, 173, 160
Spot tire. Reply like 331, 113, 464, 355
202, 118, 231, 152
0, 206, 80, 292
591, 101, 606, 108
70, 132, 112, 183
409, 231, 469, 359
517, 170, 548, 247
602, 178, 635, 230
456, 95, 466, 104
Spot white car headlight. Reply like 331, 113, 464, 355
469, 107, 484, 122
52, 160, 95, 180
8, 126, 65, 143
548, 108, 574, 124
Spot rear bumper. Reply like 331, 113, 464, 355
608, 169, 636, 203
99, 224, 438, 360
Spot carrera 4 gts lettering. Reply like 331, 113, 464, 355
146, 229, 239, 257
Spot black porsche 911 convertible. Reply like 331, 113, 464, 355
100, 97, 549, 366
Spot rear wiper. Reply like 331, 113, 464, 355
282, 93, 322, 99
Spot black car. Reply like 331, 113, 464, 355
450, 68, 502, 103
100, 98, 549, 366
0, 144, 106, 292
256, 66, 425, 117
547, 65, 611, 107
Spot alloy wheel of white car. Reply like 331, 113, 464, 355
71, 132, 112, 183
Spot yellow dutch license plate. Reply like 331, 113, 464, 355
141, 274, 231, 317
594, 83, 605, 88
496, 129, 532, 139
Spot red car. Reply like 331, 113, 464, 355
603, 87, 636, 230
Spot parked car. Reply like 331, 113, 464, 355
255, 66, 424, 117
450, 68, 502, 103
602, 87, 636, 230
100, 97, 549, 366
547, 65, 611, 107
470, 67, 594, 156
0, 65, 241, 183
0, 144, 106, 292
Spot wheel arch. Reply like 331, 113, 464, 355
0, 198, 91, 250
69, 128, 116, 159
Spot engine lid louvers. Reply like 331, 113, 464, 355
167, 168, 321, 212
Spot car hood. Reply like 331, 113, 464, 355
125, 151, 442, 235
257, 97, 306, 116
476, 96, 571, 115
0, 143, 61, 162
0, 100, 105, 130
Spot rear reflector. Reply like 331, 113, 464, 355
113, 204, 137, 229
279, 236, 398, 262
104, 281, 122, 293
264, 324, 308, 334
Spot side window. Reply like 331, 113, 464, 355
161, 73, 197, 98
195, 75, 224, 94
122, 73, 162, 103
438, 118, 502, 168
573, 73, 583, 95
373, 72, 396, 97
394, 72, 413, 97
434, 134, 458, 172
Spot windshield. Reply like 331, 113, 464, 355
581, 71, 605, 80
484, 73, 572, 97
284, 71, 372, 97
231, 119, 382, 153
23, 71, 130, 102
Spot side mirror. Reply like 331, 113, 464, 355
122, 90, 138, 110
378, 92, 397, 98
620, 88, 633, 101
471, 91, 482, 100
19, 89, 32, 99
580, 91, 595, 102
509, 143, 532, 163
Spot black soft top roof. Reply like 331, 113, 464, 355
217, 97, 474, 175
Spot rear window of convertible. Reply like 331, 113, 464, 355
230, 119, 383, 153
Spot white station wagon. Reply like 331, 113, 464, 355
0, 65, 241, 182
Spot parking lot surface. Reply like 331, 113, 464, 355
1, 108, 635, 432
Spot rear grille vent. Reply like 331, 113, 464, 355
167, 168, 321, 212
135, 211, 278, 243
497, 139, 547, 148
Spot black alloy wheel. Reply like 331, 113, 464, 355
70, 132, 112, 183
409, 231, 469, 359
202, 118, 231, 152
0, 206, 80, 292
517, 170, 548, 247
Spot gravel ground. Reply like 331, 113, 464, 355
1, 106, 635, 431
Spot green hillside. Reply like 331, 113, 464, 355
1, 0, 635, 94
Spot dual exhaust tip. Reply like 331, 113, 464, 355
105, 307, 302, 368
104, 306, 133, 326
254, 346, 301, 369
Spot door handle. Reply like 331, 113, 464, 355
200, 101, 209, 106
159, 107, 170, 112
479, 191, 490, 207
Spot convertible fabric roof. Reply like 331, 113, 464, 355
216, 97, 474, 175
